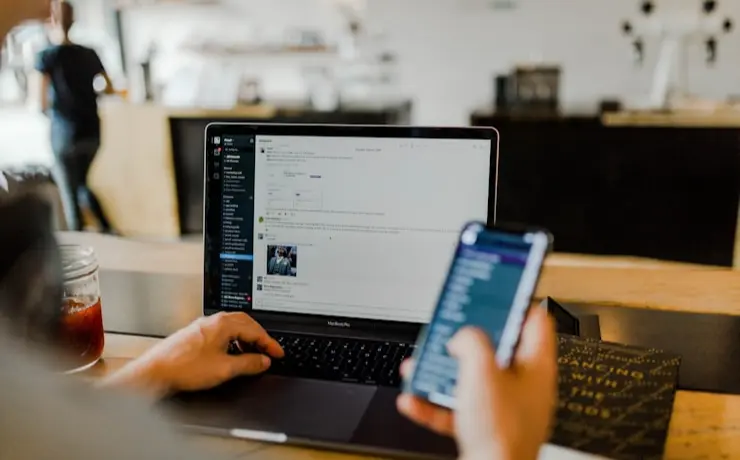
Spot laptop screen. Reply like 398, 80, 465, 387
204, 125, 496, 325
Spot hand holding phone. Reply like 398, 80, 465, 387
404, 222, 552, 409
398, 308, 559, 460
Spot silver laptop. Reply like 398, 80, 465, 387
164, 124, 499, 459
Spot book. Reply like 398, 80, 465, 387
552, 334, 681, 460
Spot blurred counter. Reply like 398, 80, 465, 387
472, 108, 740, 128
471, 109, 740, 267
602, 110, 740, 127
91, 100, 412, 239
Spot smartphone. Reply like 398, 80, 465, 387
404, 222, 552, 409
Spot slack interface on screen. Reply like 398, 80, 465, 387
209, 135, 257, 311
210, 134, 491, 323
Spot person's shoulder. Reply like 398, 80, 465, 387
75, 45, 104, 66
74, 44, 101, 57
72, 44, 95, 52
36, 45, 58, 61
64, 44, 92, 56
39, 44, 59, 53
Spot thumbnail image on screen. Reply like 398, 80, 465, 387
267, 245, 298, 277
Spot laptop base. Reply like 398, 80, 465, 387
163, 374, 456, 459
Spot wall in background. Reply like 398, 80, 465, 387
120, 0, 740, 124
120, 0, 348, 103
366, 0, 740, 124
0, 109, 50, 168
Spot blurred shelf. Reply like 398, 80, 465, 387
115, 0, 220, 8
166, 104, 277, 118
181, 45, 338, 58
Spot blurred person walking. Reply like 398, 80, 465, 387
36, 0, 116, 233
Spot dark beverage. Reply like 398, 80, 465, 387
59, 245, 104, 373
60, 297, 105, 372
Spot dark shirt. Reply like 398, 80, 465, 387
268, 257, 292, 276
35, 44, 105, 141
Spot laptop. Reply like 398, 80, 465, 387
164, 123, 499, 459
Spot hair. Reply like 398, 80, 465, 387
55, 1, 74, 35
0, 192, 63, 350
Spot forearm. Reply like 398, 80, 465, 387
96, 359, 171, 401
97, 85, 115, 96
101, 73, 116, 95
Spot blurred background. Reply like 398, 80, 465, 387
3, 0, 740, 268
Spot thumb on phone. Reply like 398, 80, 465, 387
447, 327, 500, 382
447, 328, 502, 407
515, 307, 558, 380
446, 328, 502, 452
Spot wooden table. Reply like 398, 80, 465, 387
60, 232, 740, 460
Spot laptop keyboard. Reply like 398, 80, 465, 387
267, 333, 416, 388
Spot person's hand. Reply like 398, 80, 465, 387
99, 312, 284, 399
397, 307, 558, 460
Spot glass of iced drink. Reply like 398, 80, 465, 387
59, 245, 105, 373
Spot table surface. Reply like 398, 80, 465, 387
59, 232, 740, 460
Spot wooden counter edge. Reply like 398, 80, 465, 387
58, 232, 740, 315
167, 105, 278, 119
602, 111, 740, 128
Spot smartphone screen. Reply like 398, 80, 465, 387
406, 222, 551, 409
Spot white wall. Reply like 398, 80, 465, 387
366, 0, 740, 124
120, 0, 740, 124
120, 0, 348, 102
0, 108, 51, 168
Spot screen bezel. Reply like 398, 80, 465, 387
203, 123, 500, 340
405, 221, 553, 408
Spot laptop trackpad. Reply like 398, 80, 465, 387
165, 375, 377, 443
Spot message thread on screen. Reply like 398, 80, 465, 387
209, 133, 491, 323
411, 233, 533, 406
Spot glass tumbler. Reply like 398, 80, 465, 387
59, 245, 105, 373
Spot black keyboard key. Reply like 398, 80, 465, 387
267, 332, 414, 388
